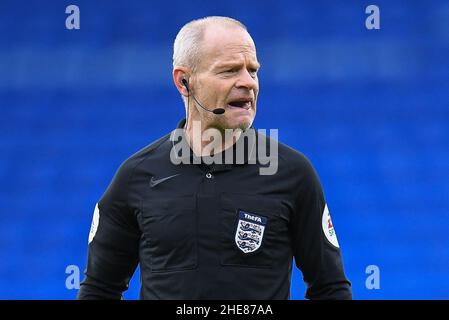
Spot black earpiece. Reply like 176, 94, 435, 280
181, 78, 189, 92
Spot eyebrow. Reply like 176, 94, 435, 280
215, 61, 261, 70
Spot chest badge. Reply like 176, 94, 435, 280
235, 210, 267, 253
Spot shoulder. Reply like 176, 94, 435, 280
113, 132, 171, 181
256, 130, 316, 176
274, 141, 326, 205
263, 134, 322, 190
278, 142, 317, 176
99, 133, 172, 205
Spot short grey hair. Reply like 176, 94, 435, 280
173, 16, 247, 72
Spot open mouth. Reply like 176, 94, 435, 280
227, 99, 252, 110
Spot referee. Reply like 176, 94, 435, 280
77, 16, 352, 300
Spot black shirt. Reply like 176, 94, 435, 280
77, 119, 352, 300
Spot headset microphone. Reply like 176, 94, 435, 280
182, 79, 225, 115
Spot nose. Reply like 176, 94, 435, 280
235, 69, 258, 91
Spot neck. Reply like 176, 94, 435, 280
184, 117, 242, 157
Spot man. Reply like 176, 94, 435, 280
78, 16, 352, 300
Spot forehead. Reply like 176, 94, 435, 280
199, 25, 259, 69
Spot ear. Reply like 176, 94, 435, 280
173, 67, 190, 97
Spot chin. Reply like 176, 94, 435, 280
227, 118, 252, 131
215, 112, 255, 131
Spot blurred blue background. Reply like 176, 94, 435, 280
1, 0, 448, 299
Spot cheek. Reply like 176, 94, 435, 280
209, 84, 230, 104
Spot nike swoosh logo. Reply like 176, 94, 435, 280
150, 174, 180, 188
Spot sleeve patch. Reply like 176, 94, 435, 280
88, 203, 100, 244
322, 204, 340, 248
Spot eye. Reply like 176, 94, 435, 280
222, 69, 237, 74
248, 69, 258, 78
